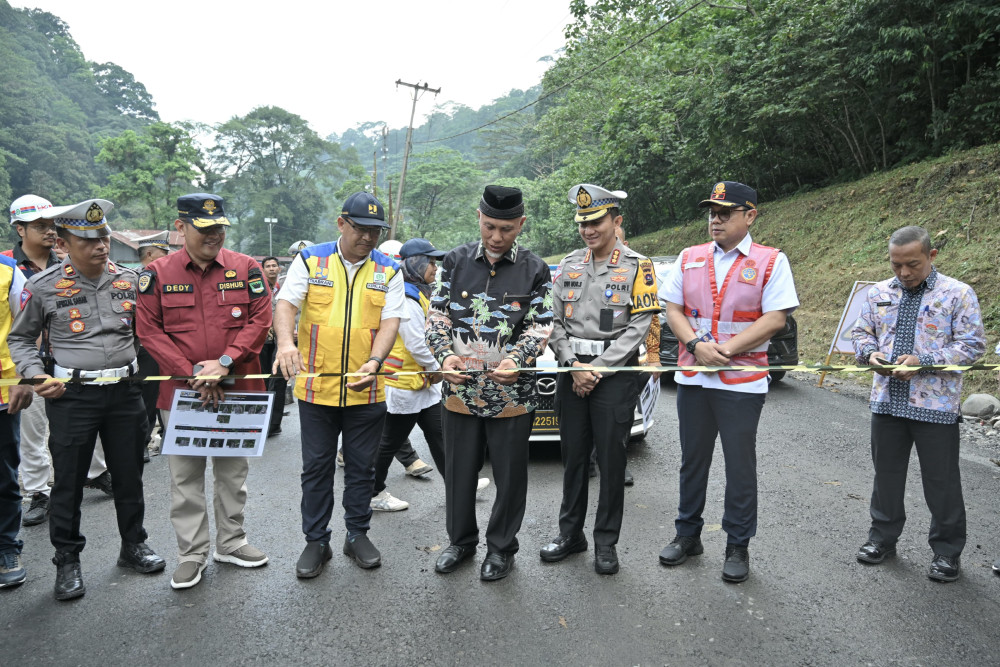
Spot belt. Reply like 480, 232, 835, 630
568, 336, 615, 356
53, 359, 138, 383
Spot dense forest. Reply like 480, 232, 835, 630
2, 0, 999, 257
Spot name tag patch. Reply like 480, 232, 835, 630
308, 278, 334, 287
366, 282, 388, 292
217, 281, 246, 291
164, 284, 193, 293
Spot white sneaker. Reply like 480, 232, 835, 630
336, 450, 345, 467
405, 459, 434, 477
371, 490, 409, 512
477, 478, 490, 492
149, 433, 162, 456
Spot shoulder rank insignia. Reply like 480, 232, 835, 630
62, 264, 76, 277
107, 261, 117, 274
54, 278, 75, 289
138, 271, 154, 293
609, 248, 621, 266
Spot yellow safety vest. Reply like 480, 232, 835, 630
0, 257, 17, 406
295, 243, 399, 406
384, 283, 431, 391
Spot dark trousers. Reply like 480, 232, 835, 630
395, 440, 421, 468
0, 409, 21, 555
675, 385, 765, 546
442, 410, 532, 554
374, 404, 445, 495
557, 370, 639, 546
298, 399, 386, 542
46, 382, 149, 559
259, 340, 287, 433
868, 413, 965, 557
137, 345, 161, 445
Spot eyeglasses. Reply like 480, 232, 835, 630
27, 221, 56, 233
345, 218, 385, 239
707, 208, 749, 222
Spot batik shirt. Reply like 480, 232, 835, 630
426, 240, 553, 418
852, 268, 985, 423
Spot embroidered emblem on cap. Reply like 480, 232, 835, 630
231, 306, 242, 318
576, 187, 592, 208
70, 320, 85, 333
85, 203, 104, 223
204, 200, 217, 214
710, 182, 726, 201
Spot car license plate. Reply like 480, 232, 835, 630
533, 413, 558, 429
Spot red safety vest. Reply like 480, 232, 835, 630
677, 241, 779, 384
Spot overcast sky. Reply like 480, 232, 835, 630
17, 0, 572, 138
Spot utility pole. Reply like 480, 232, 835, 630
393, 79, 440, 240
372, 150, 377, 196
264, 217, 277, 256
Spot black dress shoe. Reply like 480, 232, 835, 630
481, 552, 514, 581
928, 554, 960, 582
659, 535, 703, 565
539, 533, 588, 562
117, 542, 166, 574
296, 542, 332, 578
623, 468, 634, 486
722, 545, 749, 583
595, 545, 619, 575
435, 544, 475, 573
343, 533, 381, 569
856, 540, 896, 564
53, 560, 85, 601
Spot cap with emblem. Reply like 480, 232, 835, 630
478, 185, 524, 220
399, 238, 446, 259
698, 181, 757, 209
46, 198, 114, 238
137, 230, 170, 250
341, 192, 388, 228
568, 184, 627, 223
177, 193, 231, 228
288, 240, 314, 255
9, 194, 54, 224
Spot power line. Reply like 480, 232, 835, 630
414, 0, 708, 145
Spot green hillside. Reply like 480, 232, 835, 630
622, 143, 1000, 396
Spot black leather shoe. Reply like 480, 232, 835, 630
296, 542, 332, 578
117, 542, 166, 574
343, 533, 381, 569
856, 540, 896, 564
722, 545, 750, 583
539, 533, 588, 562
53, 559, 85, 601
595, 545, 619, 575
435, 544, 475, 573
659, 535, 703, 565
481, 552, 514, 581
623, 468, 634, 486
928, 554, 960, 582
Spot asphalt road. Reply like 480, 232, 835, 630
3, 375, 1000, 666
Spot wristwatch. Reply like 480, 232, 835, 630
218, 354, 234, 369
685, 339, 700, 355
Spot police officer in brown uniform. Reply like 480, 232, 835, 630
9, 198, 165, 601
540, 185, 659, 575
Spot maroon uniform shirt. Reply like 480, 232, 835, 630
136, 246, 272, 409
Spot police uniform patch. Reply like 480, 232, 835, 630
70, 320, 85, 333
565, 304, 573, 318
612, 268, 629, 273
225, 269, 237, 279
69, 308, 82, 319
112, 280, 132, 290
611, 294, 622, 304
122, 301, 133, 311
107, 261, 117, 274
567, 272, 582, 279
19, 289, 31, 310
567, 290, 575, 299
63, 265, 75, 277
55, 279, 75, 289
231, 306, 242, 318
249, 278, 265, 295
584, 249, 591, 263
56, 288, 81, 298
138, 271, 153, 293
121, 318, 132, 327
639, 258, 655, 286
609, 249, 621, 266
610, 275, 628, 283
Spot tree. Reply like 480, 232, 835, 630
96, 122, 203, 228
93, 62, 159, 122
397, 149, 484, 242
